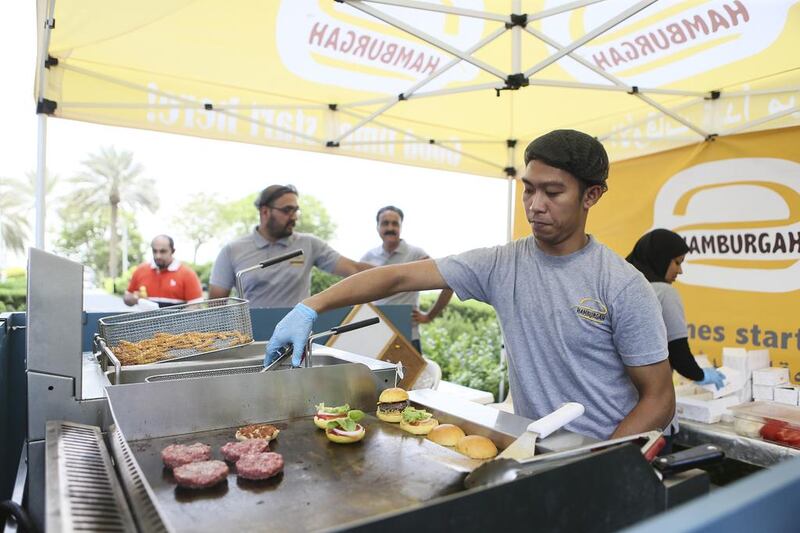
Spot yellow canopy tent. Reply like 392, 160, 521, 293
34, 0, 800, 364
34, 0, 800, 178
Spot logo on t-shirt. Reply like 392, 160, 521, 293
574, 297, 608, 324
170, 279, 177, 287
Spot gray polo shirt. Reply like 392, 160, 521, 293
210, 228, 341, 308
651, 282, 688, 342
436, 235, 668, 440
361, 240, 428, 340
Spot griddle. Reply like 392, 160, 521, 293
125, 414, 478, 532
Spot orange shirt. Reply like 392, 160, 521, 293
127, 260, 203, 306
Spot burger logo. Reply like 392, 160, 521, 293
539, 0, 792, 87
574, 297, 608, 324
276, 1, 485, 93
651, 158, 800, 292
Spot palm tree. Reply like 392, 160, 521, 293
0, 179, 30, 255
67, 147, 159, 278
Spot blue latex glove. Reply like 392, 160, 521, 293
264, 303, 317, 367
696, 367, 726, 390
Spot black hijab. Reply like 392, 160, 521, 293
626, 229, 689, 283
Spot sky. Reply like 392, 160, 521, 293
0, 3, 509, 270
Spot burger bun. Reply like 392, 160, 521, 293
400, 417, 439, 435
456, 435, 498, 459
378, 387, 409, 403
427, 424, 466, 446
376, 409, 403, 423
314, 415, 345, 430
325, 425, 366, 444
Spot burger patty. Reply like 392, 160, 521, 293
221, 439, 269, 462
173, 460, 229, 489
236, 452, 284, 480
378, 400, 409, 412
161, 443, 212, 469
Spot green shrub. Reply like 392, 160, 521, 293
419, 293, 507, 401
187, 262, 213, 287
311, 267, 342, 295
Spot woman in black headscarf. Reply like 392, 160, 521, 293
627, 229, 726, 389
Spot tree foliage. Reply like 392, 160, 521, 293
66, 147, 158, 277
0, 178, 30, 254
419, 294, 507, 401
54, 204, 145, 279
172, 193, 222, 263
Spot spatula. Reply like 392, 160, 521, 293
498, 402, 585, 461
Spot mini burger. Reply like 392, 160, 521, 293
325, 409, 366, 444
376, 387, 409, 423
313, 403, 350, 430
427, 424, 466, 446
399, 406, 438, 435
456, 435, 498, 459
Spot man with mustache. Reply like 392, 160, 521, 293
265, 131, 674, 441
124, 234, 203, 308
209, 184, 371, 307
361, 205, 453, 354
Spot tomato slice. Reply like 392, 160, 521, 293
316, 412, 347, 420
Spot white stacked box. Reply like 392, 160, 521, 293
753, 384, 775, 401
676, 394, 742, 424
736, 380, 753, 403
722, 347, 771, 381
774, 386, 800, 406
753, 367, 790, 387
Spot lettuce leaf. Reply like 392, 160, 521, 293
401, 406, 432, 423
315, 403, 350, 415
326, 409, 365, 432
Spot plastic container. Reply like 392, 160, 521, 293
730, 401, 800, 448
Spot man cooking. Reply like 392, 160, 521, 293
361, 205, 453, 354
124, 234, 203, 308
209, 184, 372, 307
264, 130, 674, 440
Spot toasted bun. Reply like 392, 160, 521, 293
379, 387, 409, 403
376, 409, 403, 423
400, 418, 439, 435
325, 426, 366, 444
314, 415, 345, 430
427, 424, 466, 446
456, 435, 498, 459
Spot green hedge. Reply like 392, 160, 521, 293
0, 274, 27, 311
419, 293, 506, 401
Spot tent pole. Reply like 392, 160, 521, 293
722, 105, 799, 136
35, 116, 47, 250
34, 0, 57, 251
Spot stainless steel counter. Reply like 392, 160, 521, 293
675, 419, 800, 468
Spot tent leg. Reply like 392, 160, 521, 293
35, 114, 47, 250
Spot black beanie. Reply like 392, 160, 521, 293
524, 129, 609, 187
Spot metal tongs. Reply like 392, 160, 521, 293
262, 317, 380, 371
235, 249, 304, 298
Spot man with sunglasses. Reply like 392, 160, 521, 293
265, 131, 675, 441
209, 184, 371, 307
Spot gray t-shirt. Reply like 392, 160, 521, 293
436, 235, 667, 440
651, 282, 688, 342
361, 240, 428, 340
210, 228, 340, 307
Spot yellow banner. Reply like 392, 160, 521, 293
516, 126, 800, 381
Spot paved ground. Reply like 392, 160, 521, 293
83, 288, 129, 313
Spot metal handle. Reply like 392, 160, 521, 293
261, 345, 293, 373
329, 317, 380, 335
95, 335, 122, 385
526, 402, 585, 439
653, 444, 725, 475
259, 249, 303, 269
235, 250, 304, 298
